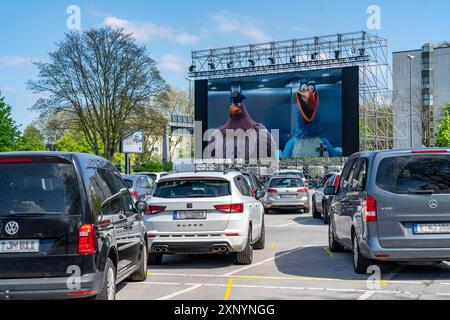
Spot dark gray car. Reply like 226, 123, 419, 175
327, 149, 450, 274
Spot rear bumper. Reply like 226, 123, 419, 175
148, 236, 247, 254
361, 237, 450, 262
0, 272, 103, 300
264, 201, 309, 210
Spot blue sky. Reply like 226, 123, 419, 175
0, 0, 448, 128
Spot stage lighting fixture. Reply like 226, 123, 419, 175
290, 55, 296, 63
208, 63, 215, 70
268, 57, 275, 64
189, 64, 196, 72
311, 52, 318, 60
248, 59, 255, 67
334, 50, 341, 59
227, 61, 234, 68
359, 48, 366, 56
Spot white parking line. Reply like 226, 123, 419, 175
223, 246, 311, 277
356, 265, 404, 300
156, 284, 203, 300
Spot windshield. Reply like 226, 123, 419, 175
280, 172, 305, 179
376, 155, 450, 194
154, 179, 231, 198
0, 162, 81, 216
123, 179, 134, 189
270, 178, 305, 188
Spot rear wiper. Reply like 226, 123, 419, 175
407, 189, 436, 195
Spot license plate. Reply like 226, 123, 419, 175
174, 211, 207, 220
413, 224, 450, 234
280, 194, 296, 199
0, 240, 40, 253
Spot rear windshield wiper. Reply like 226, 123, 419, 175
406, 189, 436, 195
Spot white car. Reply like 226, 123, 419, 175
144, 172, 266, 265
140, 172, 168, 184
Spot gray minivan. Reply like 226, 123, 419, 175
326, 149, 450, 274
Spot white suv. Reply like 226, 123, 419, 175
144, 172, 265, 265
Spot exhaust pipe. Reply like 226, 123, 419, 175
154, 246, 169, 253
213, 246, 221, 253
154, 247, 162, 253
219, 246, 228, 253
161, 247, 169, 253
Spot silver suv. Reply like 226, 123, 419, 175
326, 149, 450, 273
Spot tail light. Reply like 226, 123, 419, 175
333, 175, 341, 190
412, 150, 448, 154
78, 224, 96, 255
0, 158, 33, 163
130, 191, 138, 197
297, 188, 308, 193
252, 189, 257, 197
145, 206, 166, 215
214, 204, 244, 214
267, 189, 278, 194
364, 195, 377, 223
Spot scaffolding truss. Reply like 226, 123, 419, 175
188, 31, 405, 152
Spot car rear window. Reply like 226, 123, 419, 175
270, 178, 305, 188
154, 179, 231, 198
0, 162, 81, 216
123, 179, 134, 189
280, 172, 305, 178
376, 155, 450, 194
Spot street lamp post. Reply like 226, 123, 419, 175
407, 54, 415, 149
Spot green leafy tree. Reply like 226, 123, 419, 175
0, 94, 20, 152
16, 125, 46, 151
436, 103, 450, 148
55, 132, 96, 153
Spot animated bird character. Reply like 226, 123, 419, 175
210, 86, 277, 160
282, 81, 342, 158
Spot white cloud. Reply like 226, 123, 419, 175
0, 86, 16, 93
211, 11, 270, 42
0, 56, 33, 68
159, 54, 187, 72
103, 16, 199, 45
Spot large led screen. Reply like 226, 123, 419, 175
196, 66, 359, 158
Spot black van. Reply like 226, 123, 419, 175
0, 152, 148, 300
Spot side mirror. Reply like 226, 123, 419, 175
135, 201, 148, 213
324, 186, 337, 196
256, 190, 266, 199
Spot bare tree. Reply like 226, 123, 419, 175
28, 27, 165, 159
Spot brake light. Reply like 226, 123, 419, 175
130, 191, 138, 197
411, 150, 448, 154
0, 158, 33, 163
145, 206, 166, 215
67, 290, 97, 297
78, 224, 96, 255
364, 195, 377, 223
297, 188, 308, 193
214, 204, 244, 214
267, 189, 278, 194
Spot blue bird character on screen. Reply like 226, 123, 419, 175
282, 81, 342, 158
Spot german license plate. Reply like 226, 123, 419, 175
413, 224, 450, 234
0, 240, 40, 253
280, 194, 296, 199
174, 211, 207, 220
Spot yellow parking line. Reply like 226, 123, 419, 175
323, 246, 334, 257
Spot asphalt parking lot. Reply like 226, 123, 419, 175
118, 194, 450, 301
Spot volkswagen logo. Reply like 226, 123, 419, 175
429, 199, 439, 209
5, 221, 19, 236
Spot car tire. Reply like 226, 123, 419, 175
234, 227, 253, 265
148, 253, 163, 265
312, 200, 321, 219
353, 233, 372, 274
93, 257, 116, 300
328, 220, 344, 252
303, 206, 310, 214
253, 220, 265, 250
131, 243, 148, 282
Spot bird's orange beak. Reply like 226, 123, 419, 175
229, 105, 242, 116
297, 90, 319, 122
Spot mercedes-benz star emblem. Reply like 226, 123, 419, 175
429, 199, 439, 209
5, 221, 19, 236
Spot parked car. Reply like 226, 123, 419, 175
141, 172, 168, 184
327, 149, 450, 274
0, 152, 149, 300
144, 172, 265, 265
261, 175, 310, 214
312, 173, 340, 224
241, 170, 264, 197
122, 174, 154, 202
275, 170, 308, 187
